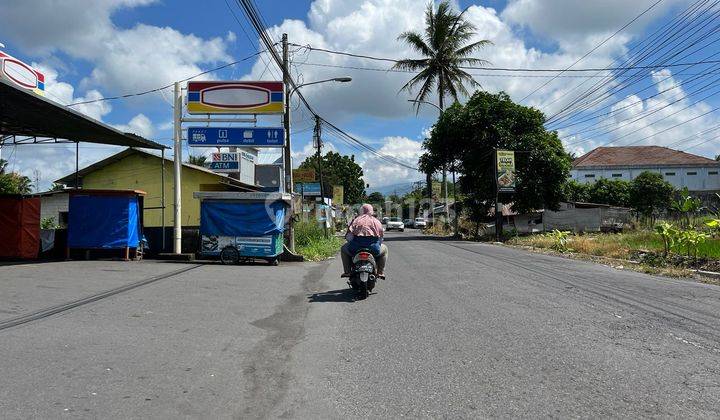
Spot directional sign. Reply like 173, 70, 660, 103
295, 182, 321, 196
187, 81, 284, 114
212, 152, 239, 162
188, 127, 284, 147
208, 161, 239, 172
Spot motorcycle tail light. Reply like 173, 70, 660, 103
358, 252, 370, 260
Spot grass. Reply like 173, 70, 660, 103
508, 230, 720, 259
294, 221, 343, 261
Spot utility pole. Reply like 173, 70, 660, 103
282, 33, 296, 252
494, 149, 502, 242
314, 115, 328, 238
172, 81, 183, 254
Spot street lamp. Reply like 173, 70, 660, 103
284, 76, 352, 252
289, 77, 352, 100
407, 99, 451, 229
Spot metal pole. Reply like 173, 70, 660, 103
494, 149, 502, 242
161, 148, 166, 252
452, 166, 459, 237
282, 33, 296, 252
314, 115, 328, 238
173, 82, 183, 254
75, 141, 79, 189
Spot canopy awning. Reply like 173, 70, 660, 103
0, 78, 165, 150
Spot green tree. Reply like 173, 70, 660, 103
588, 178, 631, 207
629, 171, 674, 222
0, 172, 32, 194
394, 0, 491, 199
0, 158, 7, 174
366, 192, 385, 205
299, 151, 365, 204
394, 1, 491, 111
427, 91, 570, 231
562, 180, 591, 203
186, 154, 207, 166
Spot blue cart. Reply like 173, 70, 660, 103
194, 192, 291, 265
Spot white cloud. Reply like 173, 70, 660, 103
112, 113, 154, 138
359, 136, 423, 188
0, 1, 231, 96
32, 63, 111, 121
291, 141, 338, 168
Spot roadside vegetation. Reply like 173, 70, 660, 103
294, 221, 343, 262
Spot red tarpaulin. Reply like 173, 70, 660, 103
0, 196, 40, 259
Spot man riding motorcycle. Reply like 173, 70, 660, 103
341, 203, 388, 277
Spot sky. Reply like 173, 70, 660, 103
1, 0, 718, 192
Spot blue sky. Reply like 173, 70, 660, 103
2, 0, 718, 191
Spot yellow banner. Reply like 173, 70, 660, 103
293, 168, 316, 182
332, 185, 344, 205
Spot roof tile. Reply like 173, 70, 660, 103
573, 146, 719, 168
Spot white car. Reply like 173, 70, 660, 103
385, 217, 405, 231
414, 218, 427, 228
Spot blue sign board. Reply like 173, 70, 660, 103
295, 182, 321, 196
188, 127, 284, 147
208, 161, 239, 171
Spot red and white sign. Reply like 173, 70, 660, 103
0, 50, 45, 94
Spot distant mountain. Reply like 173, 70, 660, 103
366, 181, 419, 197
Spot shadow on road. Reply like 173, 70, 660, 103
308, 288, 356, 303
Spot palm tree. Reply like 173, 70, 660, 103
394, 1, 491, 112
394, 1, 491, 210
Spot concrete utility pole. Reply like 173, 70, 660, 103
314, 115, 328, 238
172, 81, 183, 254
282, 33, 295, 252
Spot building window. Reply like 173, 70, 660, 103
59, 211, 69, 226
687, 171, 697, 175
611, 173, 622, 177
710, 171, 718, 175
584, 174, 595, 178
665, 172, 676, 176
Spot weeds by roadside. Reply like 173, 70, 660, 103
295, 222, 343, 261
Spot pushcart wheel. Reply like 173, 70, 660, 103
220, 246, 240, 265
268, 258, 279, 266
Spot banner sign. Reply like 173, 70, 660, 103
332, 185, 344, 205
208, 161, 239, 172
295, 182, 321, 196
496, 150, 516, 192
211, 152, 238, 162
188, 127, 284, 147
293, 168, 316, 182
187, 81, 284, 114
0, 50, 45, 95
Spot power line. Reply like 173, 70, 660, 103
66, 49, 267, 106
520, 0, 665, 102
290, 43, 720, 72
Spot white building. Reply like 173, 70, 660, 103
571, 146, 720, 192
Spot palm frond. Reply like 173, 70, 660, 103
454, 39, 492, 58
393, 58, 431, 71
396, 31, 434, 57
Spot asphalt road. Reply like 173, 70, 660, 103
2, 232, 720, 418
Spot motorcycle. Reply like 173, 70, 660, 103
342, 249, 384, 300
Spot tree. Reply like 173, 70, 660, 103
587, 178, 631, 207
426, 91, 570, 232
394, 1, 491, 112
562, 180, 591, 203
394, 0, 491, 200
0, 158, 7, 174
629, 171, 674, 222
0, 172, 32, 195
366, 192, 385, 205
298, 151, 365, 204
187, 154, 207, 166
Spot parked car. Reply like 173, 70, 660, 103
385, 217, 405, 231
403, 218, 414, 228
414, 217, 427, 229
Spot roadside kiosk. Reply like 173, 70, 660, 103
194, 191, 291, 265
66, 189, 146, 260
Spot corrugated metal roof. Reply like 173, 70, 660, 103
573, 146, 719, 168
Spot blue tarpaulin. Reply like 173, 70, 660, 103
200, 201, 286, 237
68, 194, 141, 248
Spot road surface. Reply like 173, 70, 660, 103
1, 231, 719, 418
